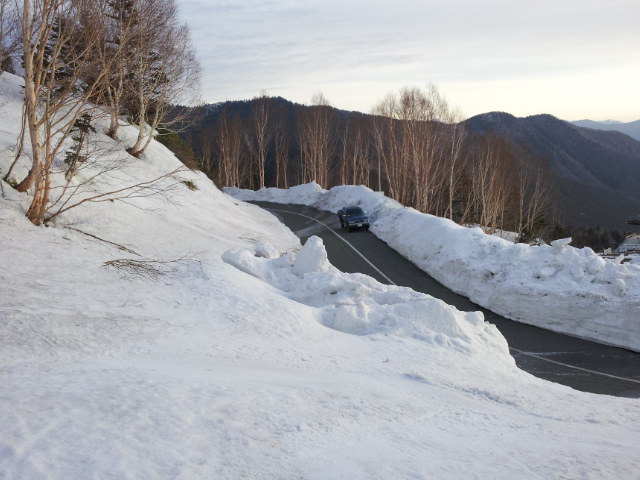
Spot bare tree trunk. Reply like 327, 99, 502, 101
445, 122, 465, 220
297, 93, 334, 188
4, 101, 28, 183
273, 105, 289, 188
247, 94, 270, 188
16, 0, 41, 195
199, 133, 213, 176
214, 108, 243, 187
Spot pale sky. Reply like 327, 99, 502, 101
178, 0, 640, 122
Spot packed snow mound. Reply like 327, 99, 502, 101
292, 235, 333, 275
228, 183, 640, 351
223, 236, 503, 356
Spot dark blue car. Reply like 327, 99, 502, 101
338, 206, 369, 231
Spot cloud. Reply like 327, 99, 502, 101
179, 0, 640, 120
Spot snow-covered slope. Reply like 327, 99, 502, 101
2, 73, 640, 479
227, 184, 640, 352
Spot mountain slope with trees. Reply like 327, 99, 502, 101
181, 96, 640, 237
182, 89, 550, 242
464, 112, 640, 229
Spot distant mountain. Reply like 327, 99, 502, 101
570, 119, 640, 141
464, 113, 640, 229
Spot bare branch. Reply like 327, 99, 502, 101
65, 225, 141, 255
44, 165, 186, 223
103, 257, 178, 280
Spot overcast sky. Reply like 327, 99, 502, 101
178, 0, 640, 122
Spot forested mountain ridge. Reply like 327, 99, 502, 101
464, 112, 640, 228
180, 99, 640, 232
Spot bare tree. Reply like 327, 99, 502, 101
340, 115, 369, 186
373, 86, 450, 216
93, 0, 141, 139
297, 92, 335, 187
246, 92, 271, 188
45, 163, 187, 223
214, 107, 243, 187
462, 134, 514, 233
0, 0, 19, 73
442, 116, 465, 220
126, 0, 200, 157
370, 98, 400, 195
199, 132, 214, 177
2, 101, 27, 182
513, 148, 550, 241
272, 102, 289, 188
17, 0, 117, 225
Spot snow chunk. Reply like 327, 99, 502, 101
550, 237, 572, 249
537, 266, 556, 279
334, 303, 370, 335
614, 278, 627, 295
293, 236, 331, 275
254, 241, 280, 259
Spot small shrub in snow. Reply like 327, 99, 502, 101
182, 180, 198, 191
104, 258, 179, 280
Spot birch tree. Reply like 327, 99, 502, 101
272, 102, 289, 188
214, 107, 243, 187
371, 85, 459, 210
297, 92, 335, 187
125, 0, 200, 157
514, 149, 550, 241
340, 115, 369, 186
246, 93, 271, 188
96, 0, 141, 138
17, 0, 114, 224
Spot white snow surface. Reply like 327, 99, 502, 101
227, 183, 640, 352
1, 73, 640, 479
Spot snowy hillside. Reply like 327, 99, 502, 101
1, 73, 640, 479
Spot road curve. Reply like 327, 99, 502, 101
253, 201, 640, 398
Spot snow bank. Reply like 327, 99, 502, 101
227, 183, 640, 352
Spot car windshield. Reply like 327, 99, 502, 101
346, 207, 364, 216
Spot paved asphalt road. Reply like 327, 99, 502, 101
253, 201, 640, 398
